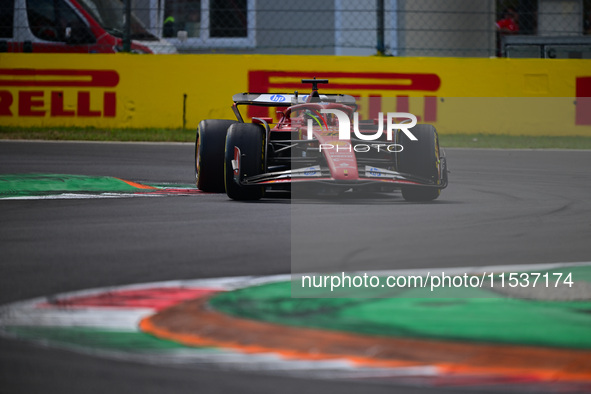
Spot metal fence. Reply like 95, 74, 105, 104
2, 0, 591, 56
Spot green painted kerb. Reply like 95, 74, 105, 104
209, 267, 591, 350
0, 174, 147, 197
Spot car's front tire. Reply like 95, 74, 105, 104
195, 119, 237, 192
398, 124, 442, 202
224, 123, 266, 201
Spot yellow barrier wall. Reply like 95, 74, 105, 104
0, 54, 590, 135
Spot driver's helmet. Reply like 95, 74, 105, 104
303, 109, 316, 120
303, 109, 323, 125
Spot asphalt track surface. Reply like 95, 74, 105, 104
1, 140, 590, 394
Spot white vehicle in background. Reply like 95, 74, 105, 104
1, 0, 176, 53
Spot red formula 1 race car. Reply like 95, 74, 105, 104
195, 79, 448, 201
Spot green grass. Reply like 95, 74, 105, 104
439, 133, 591, 150
0, 127, 196, 142
1, 127, 591, 149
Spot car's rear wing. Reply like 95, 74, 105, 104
232, 93, 356, 106
231, 93, 357, 123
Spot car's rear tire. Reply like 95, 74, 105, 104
195, 119, 237, 192
224, 123, 266, 201
398, 124, 442, 202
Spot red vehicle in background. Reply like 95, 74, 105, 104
1, 0, 175, 53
